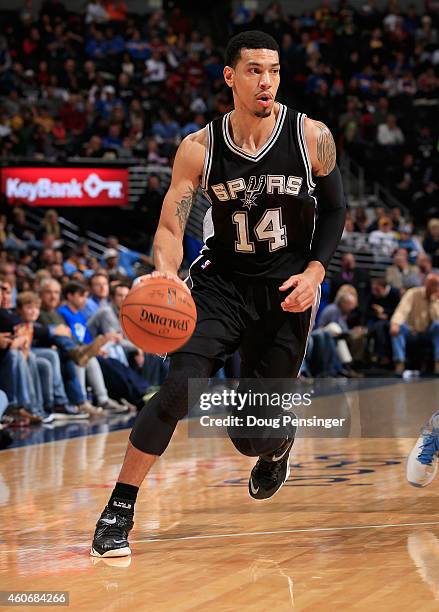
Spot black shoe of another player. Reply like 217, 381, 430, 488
249, 437, 294, 501
90, 498, 134, 557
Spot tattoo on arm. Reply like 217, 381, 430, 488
175, 187, 196, 232
316, 122, 336, 176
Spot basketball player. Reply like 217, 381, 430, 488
91, 31, 346, 557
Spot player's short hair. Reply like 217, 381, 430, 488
225, 30, 280, 68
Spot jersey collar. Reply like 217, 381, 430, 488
222, 103, 286, 162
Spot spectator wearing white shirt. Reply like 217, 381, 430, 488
369, 217, 399, 256
377, 114, 405, 146
144, 50, 166, 85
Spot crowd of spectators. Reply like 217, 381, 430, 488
0, 0, 437, 225
0, 0, 438, 439
0, 205, 167, 434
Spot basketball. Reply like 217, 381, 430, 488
120, 277, 197, 354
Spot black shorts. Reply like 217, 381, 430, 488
174, 255, 318, 377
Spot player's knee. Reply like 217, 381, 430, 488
157, 354, 213, 422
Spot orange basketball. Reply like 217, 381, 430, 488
120, 277, 197, 354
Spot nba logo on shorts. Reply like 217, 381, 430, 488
201, 259, 211, 270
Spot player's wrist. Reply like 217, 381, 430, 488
304, 261, 325, 284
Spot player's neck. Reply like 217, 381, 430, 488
228, 102, 280, 154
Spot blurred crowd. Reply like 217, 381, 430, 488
0, 0, 437, 224
0, 205, 166, 431
0, 0, 438, 438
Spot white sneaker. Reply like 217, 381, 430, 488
407, 411, 439, 487
99, 399, 129, 414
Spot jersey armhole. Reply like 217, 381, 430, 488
201, 122, 214, 191
297, 113, 316, 193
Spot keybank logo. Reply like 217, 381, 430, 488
2, 167, 128, 206
6, 173, 123, 201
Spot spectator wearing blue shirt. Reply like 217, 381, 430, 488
152, 109, 181, 144
125, 30, 151, 60
102, 28, 125, 56
102, 237, 153, 279
85, 30, 107, 59
398, 226, 422, 264
58, 282, 93, 344
81, 273, 110, 321
57, 281, 128, 412
319, 287, 359, 369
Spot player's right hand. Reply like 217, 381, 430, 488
133, 271, 191, 295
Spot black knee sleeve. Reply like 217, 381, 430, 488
129, 353, 214, 456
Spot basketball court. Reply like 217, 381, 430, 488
2, 378, 439, 611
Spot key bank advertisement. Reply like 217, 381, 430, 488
1, 167, 129, 206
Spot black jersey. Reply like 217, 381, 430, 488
200, 104, 317, 279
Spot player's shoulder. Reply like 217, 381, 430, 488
172, 127, 208, 179
181, 127, 208, 151
176, 127, 207, 166
303, 116, 334, 140
303, 116, 336, 177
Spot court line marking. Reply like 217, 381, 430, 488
4, 521, 439, 553
130, 521, 439, 544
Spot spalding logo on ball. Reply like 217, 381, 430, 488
120, 277, 197, 353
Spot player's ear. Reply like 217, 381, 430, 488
223, 65, 234, 88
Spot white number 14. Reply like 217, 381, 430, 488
232, 208, 287, 253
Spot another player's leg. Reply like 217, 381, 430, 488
407, 410, 439, 487
91, 354, 213, 557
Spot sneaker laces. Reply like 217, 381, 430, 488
255, 458, 284, 488
418, 433, 439, 466
97, 510, 133, 539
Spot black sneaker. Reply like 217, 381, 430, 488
249, 437, 294, 501
90, 498, 134, 557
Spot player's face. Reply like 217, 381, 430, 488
224, 48, 280, 118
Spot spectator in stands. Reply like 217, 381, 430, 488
389, 206, 406, 233
15, 291, 89, 420
39, 279, 125, 416
417, 253, 439, 283
368, 216, 399, 256
101, 248, 128, 280
0, 281, 43, 424
367, 206, 387, 233
390, 274, 439, 374
423, 219, 439, 269
398, 225, 422, 263
352, 207, 369, 233
56, 281, 128, 412
37, 209, 62, 243
367, 277, 401, 365
330, 253, 370, 322
385, 248, 422, 291
318, 286, 361, 375
102, 236, 153, 279
376, 114, 405, 146
82, 272, 110, 320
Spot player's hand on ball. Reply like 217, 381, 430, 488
133, 271, 190, 295
279, 272, 319, 312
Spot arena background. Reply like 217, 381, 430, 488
0, 0, 437, 430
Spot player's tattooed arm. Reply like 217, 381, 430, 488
304, 118, 337, 177
175, 187, 197, 233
